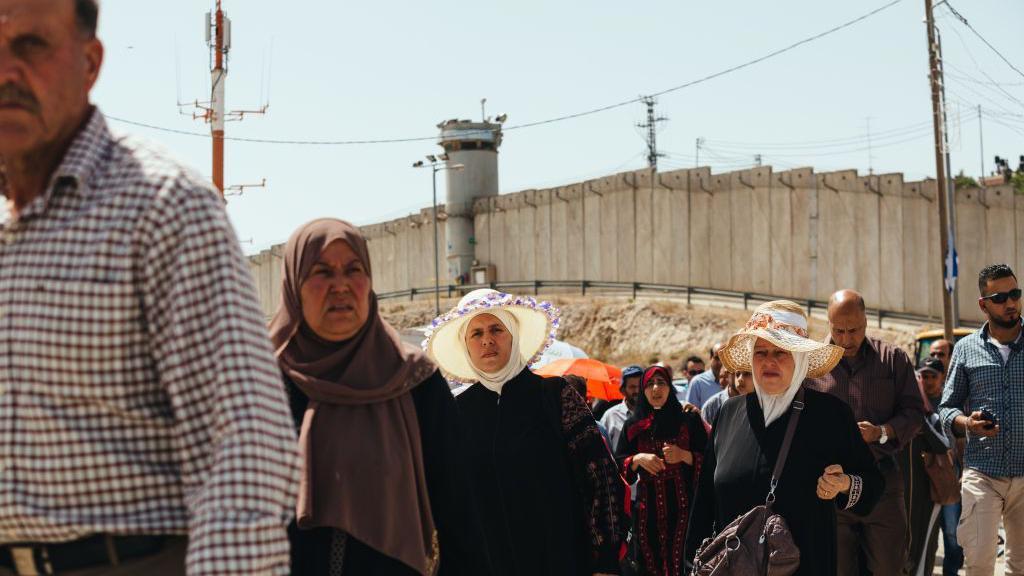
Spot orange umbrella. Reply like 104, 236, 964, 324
534, 358, 624, 401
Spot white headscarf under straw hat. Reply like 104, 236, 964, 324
720, 300, 844, 426
456, 308, 525, 394
423, 289, 560, 391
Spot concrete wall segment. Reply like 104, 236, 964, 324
248, 166, 1005, 326
688, 169, 713, 288
955, 187, 987, 323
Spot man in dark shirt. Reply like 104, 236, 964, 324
807, 289, 925, 576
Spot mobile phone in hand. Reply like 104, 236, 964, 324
980, 409, 998, 430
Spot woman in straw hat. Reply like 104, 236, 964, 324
270, 219, 491, 576
423, 289, 627, 576
683, 301, 884, 576
614, 365, 709, 576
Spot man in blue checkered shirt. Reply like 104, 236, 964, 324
940, 264, 1024, 576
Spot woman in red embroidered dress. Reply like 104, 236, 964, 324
614, 365, 708, 576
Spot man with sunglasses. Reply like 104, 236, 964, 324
682, 344, 724, 409
940, 264, 1023, 576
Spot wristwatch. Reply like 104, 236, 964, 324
878, 425, 889, 445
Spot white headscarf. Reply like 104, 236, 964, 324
750, 338, 811, 426
458, 309, 528, 394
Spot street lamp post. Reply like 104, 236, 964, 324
413, 155, 464, 316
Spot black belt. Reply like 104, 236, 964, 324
1, 535, 168, 575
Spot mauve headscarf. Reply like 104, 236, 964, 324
268, 218, 439, 575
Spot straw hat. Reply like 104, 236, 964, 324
422, 289, 560, 383
719, 300, 844, 379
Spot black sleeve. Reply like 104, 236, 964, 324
684, 421, 718, 568
688, 412, 709, 454
831, 398, 885, 517
281, 373, 308, 431
543, 377, 627, 575
412, 372, 494, 576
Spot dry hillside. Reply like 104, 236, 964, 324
381, 295, 930, 368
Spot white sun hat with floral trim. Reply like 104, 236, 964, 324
422, 289, 560, 383
720, 300, 844, 379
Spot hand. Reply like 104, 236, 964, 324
960, 411, 1000, 437
633, 453, 666, 475
816, 464, 851, 500
857, 421, 883, 444
663, 443, 694, 466
682, 402, 701, 415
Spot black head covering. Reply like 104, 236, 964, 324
623, 365, 687, 443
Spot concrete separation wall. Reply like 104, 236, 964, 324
248, 166, 1020, 325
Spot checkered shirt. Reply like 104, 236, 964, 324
0, 109, 300, 574
940, 320, 1024, 478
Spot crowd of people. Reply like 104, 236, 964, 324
2, 1, 1023, 575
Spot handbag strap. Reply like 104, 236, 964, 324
765, 386, 805, 506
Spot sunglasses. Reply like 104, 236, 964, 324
687, 369, 703, 377
980, 289, 1022, 305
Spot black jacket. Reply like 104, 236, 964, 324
684, 387, 884, 576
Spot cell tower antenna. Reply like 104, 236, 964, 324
179, 1, 268, 198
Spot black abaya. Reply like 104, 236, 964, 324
456, 368, 627, 576
684, 386, 884, 576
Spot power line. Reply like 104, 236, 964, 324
939, 1, 1024, 80
704, 120, 935, 150
105, 0, 906, 147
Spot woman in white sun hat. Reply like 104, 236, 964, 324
423, 289, 627, 576
683, 300, 884, 576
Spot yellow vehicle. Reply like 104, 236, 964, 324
913, 327, 975, 366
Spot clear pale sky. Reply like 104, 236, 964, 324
91, 0, 1024, 253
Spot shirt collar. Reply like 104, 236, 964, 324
825, 335, 877, 365
1, 107, 110, 222
981, 319, 1024, 349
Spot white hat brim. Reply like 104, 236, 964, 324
422, 292, 560, 383
720, 328, 844, 379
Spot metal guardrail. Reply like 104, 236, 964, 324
376, 280, 982, 330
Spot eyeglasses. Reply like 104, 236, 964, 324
686, 369, 703, 377
929, 351, 947, 358
980, 288, 1022, 305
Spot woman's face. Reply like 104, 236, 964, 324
752, 339, 795, 395
465, 313, 513, 373
644, 373, 671, 409
299, 240, 371, 342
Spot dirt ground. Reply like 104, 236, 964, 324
381, 295, 929, 367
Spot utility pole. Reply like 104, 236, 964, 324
181, 1, 267, 198
695, 137, 705, 168
925, 0, 955, 341
637, 96, 667, 170
413, 156, 464, 316
937, 27, 959, 326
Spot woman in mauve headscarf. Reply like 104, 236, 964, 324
270, 218, 491, 576
614, 365, 708, 576
423, 289, 628, 576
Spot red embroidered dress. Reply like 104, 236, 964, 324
615, 366, 708, 576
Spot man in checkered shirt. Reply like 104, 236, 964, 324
940, 264, 1023, 576
0, 1, 300, 574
